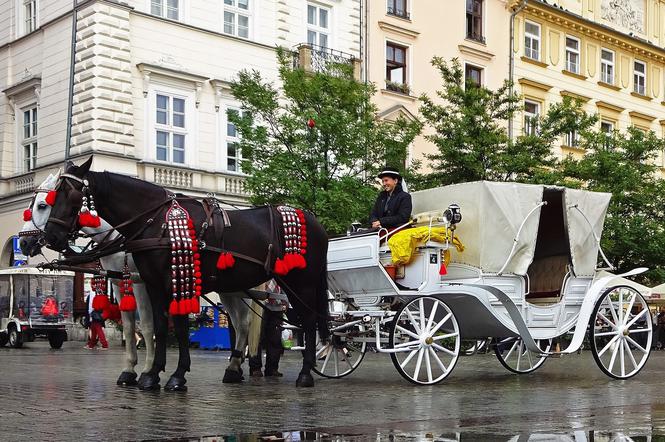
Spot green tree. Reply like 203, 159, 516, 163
418, 57, 596, 186
561, 127, 665, 284
230, 47, 421, 233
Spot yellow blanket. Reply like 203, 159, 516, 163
387, 226, 464, 266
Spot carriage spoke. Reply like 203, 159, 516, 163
394, 339, 421, 349
413, 348, 425, 380
594, 331, 618, 337
333, 346, 339, 377
625, 336, 648, 353
623, 340, 638, 371
406, 308, 422, 335
430, 313, 453, 335
624, 292, 636, 326
316, 344, 330, 357
433, 332, 459, 341
620, 337, 626, 377
597, 312, 617, 329
625, 309, 648, 329
607, 297, 620, 326
597, 334, 620, 357
396, 325, 420, 340
344, 353, 354, 370
425, 347, 433, 383
516, 340, 523, 371
400, 348, 419, 369
428, 347, 448, 373
526, 343, 534, 368
628, 328, 651, 334
618, 290, 624, 324
425, 300, 439, 333
608, 340, 620, 374
504, 340, 519, 361
320, 345, 333, 373
431, 342, 457, 356
419, 298, 426, 335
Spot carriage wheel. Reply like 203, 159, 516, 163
590, 285, 652, 379
389, 296, 460, 385
312, 323, 366, 378
495, 337, 551, 374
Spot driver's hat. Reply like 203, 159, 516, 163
377, 166, 401, 180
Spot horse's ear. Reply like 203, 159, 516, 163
77, 156, 93, 176
65, 160, 75, 171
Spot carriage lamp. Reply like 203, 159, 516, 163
443, 204, 462, 226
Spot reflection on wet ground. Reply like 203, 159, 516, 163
4, 343, 665, 441
158, 429, 665, 441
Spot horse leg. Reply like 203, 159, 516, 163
296, 317, 317, 388
116, 305, 139, 386
164, 314, 190, 392
134, 283, 155, 375
220, 295, 250, 383
138, 293, 166, 391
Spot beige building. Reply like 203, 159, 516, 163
0, 0, 361, 266
513, 0, 665, 163
364, 0, 511, 166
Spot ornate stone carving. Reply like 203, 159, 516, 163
601, 0, 644, 34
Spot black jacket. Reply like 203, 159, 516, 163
370, 185, 412, 229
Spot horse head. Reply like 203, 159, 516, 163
43, 157, 93, 252
18, 172, 58, 257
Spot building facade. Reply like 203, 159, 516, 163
513, 0, 665, 162
0, 0, 361, 266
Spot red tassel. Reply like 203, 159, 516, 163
23, 209, 32, 221
108, 304, 121, 321
216, 253, 227, 270
224, 253, 235, 268
274, 258, 288, 275
439, 263, 447, 275
169, 299, 179, 316
45, 190, 57, 206
119, 294, 137, 312
79, 212, 100, 228
178, 299, 189, 315
190, 296, 200, 314
294, 254, 307, 269
88, 213, 101, 228
102, 309, 110, 320
92, 294, 109, 311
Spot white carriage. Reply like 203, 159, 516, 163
316, 181, 653, 385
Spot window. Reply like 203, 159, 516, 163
466, 0, 484, 43
600, 120, 614, 148
21, 107, 37, 172
155, 94, 186, 164
565, 36, 580, 74
601, 49, 614, 84
565, 130, 579, 147
386, 42, 408, 92
225, 109, 243, 172
634, 60, 646, 95
465, 64, 482, 87
524, 21, 540, 61
523, 100, 539, 136
23, 0, 37, 33
387, 0, 409, 19
223, 0, 250, 38
151, 0, 179, 20
307, 3, 330, 48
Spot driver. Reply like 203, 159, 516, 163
370, 166, 412, 230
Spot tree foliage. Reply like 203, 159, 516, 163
230, 48, 421, 233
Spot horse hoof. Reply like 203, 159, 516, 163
296, 373, 314, 388
164, 376, 188, 392
222, 368, 244, 383
116, 371, 138, 386
137, 373, 161, 391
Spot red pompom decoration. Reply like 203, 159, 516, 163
169, 299, 179, 316
119, 294, 137, 312
224, 253, 235, 268
92, 294, 110, 311
178, 298, 190, 315
45, 190, 57, 206
190, 296, 200, 314
274, 258, 288, 275
23, 209, 32, 222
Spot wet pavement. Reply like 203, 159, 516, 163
1, 342, 665, 441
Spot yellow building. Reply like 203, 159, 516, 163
364, 0, 509, 167
513, 0, 665, 163
366, 0, 665, 169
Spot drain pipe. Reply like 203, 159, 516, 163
508, 0, 527, 142
64, 0, 78, 161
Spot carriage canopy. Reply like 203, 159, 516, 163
411, 181, 611, 277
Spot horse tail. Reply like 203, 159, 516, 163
317, 256, 330, 341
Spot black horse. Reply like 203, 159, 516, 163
43, 158, 329, 389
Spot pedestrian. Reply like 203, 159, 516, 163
248, 281, 287, 377
84, 291, 109, 350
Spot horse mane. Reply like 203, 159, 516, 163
93, 170, 166, 201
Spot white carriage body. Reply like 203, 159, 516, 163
327, 181, 618, 345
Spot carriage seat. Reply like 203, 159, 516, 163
526, 255, 569, 300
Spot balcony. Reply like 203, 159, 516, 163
292, 44, 361, 81
0, 172, 35, 198
138, 162, 250, 201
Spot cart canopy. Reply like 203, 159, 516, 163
411, 181, 611, 276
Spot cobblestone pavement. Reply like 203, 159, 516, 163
2, 341, 665, 441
